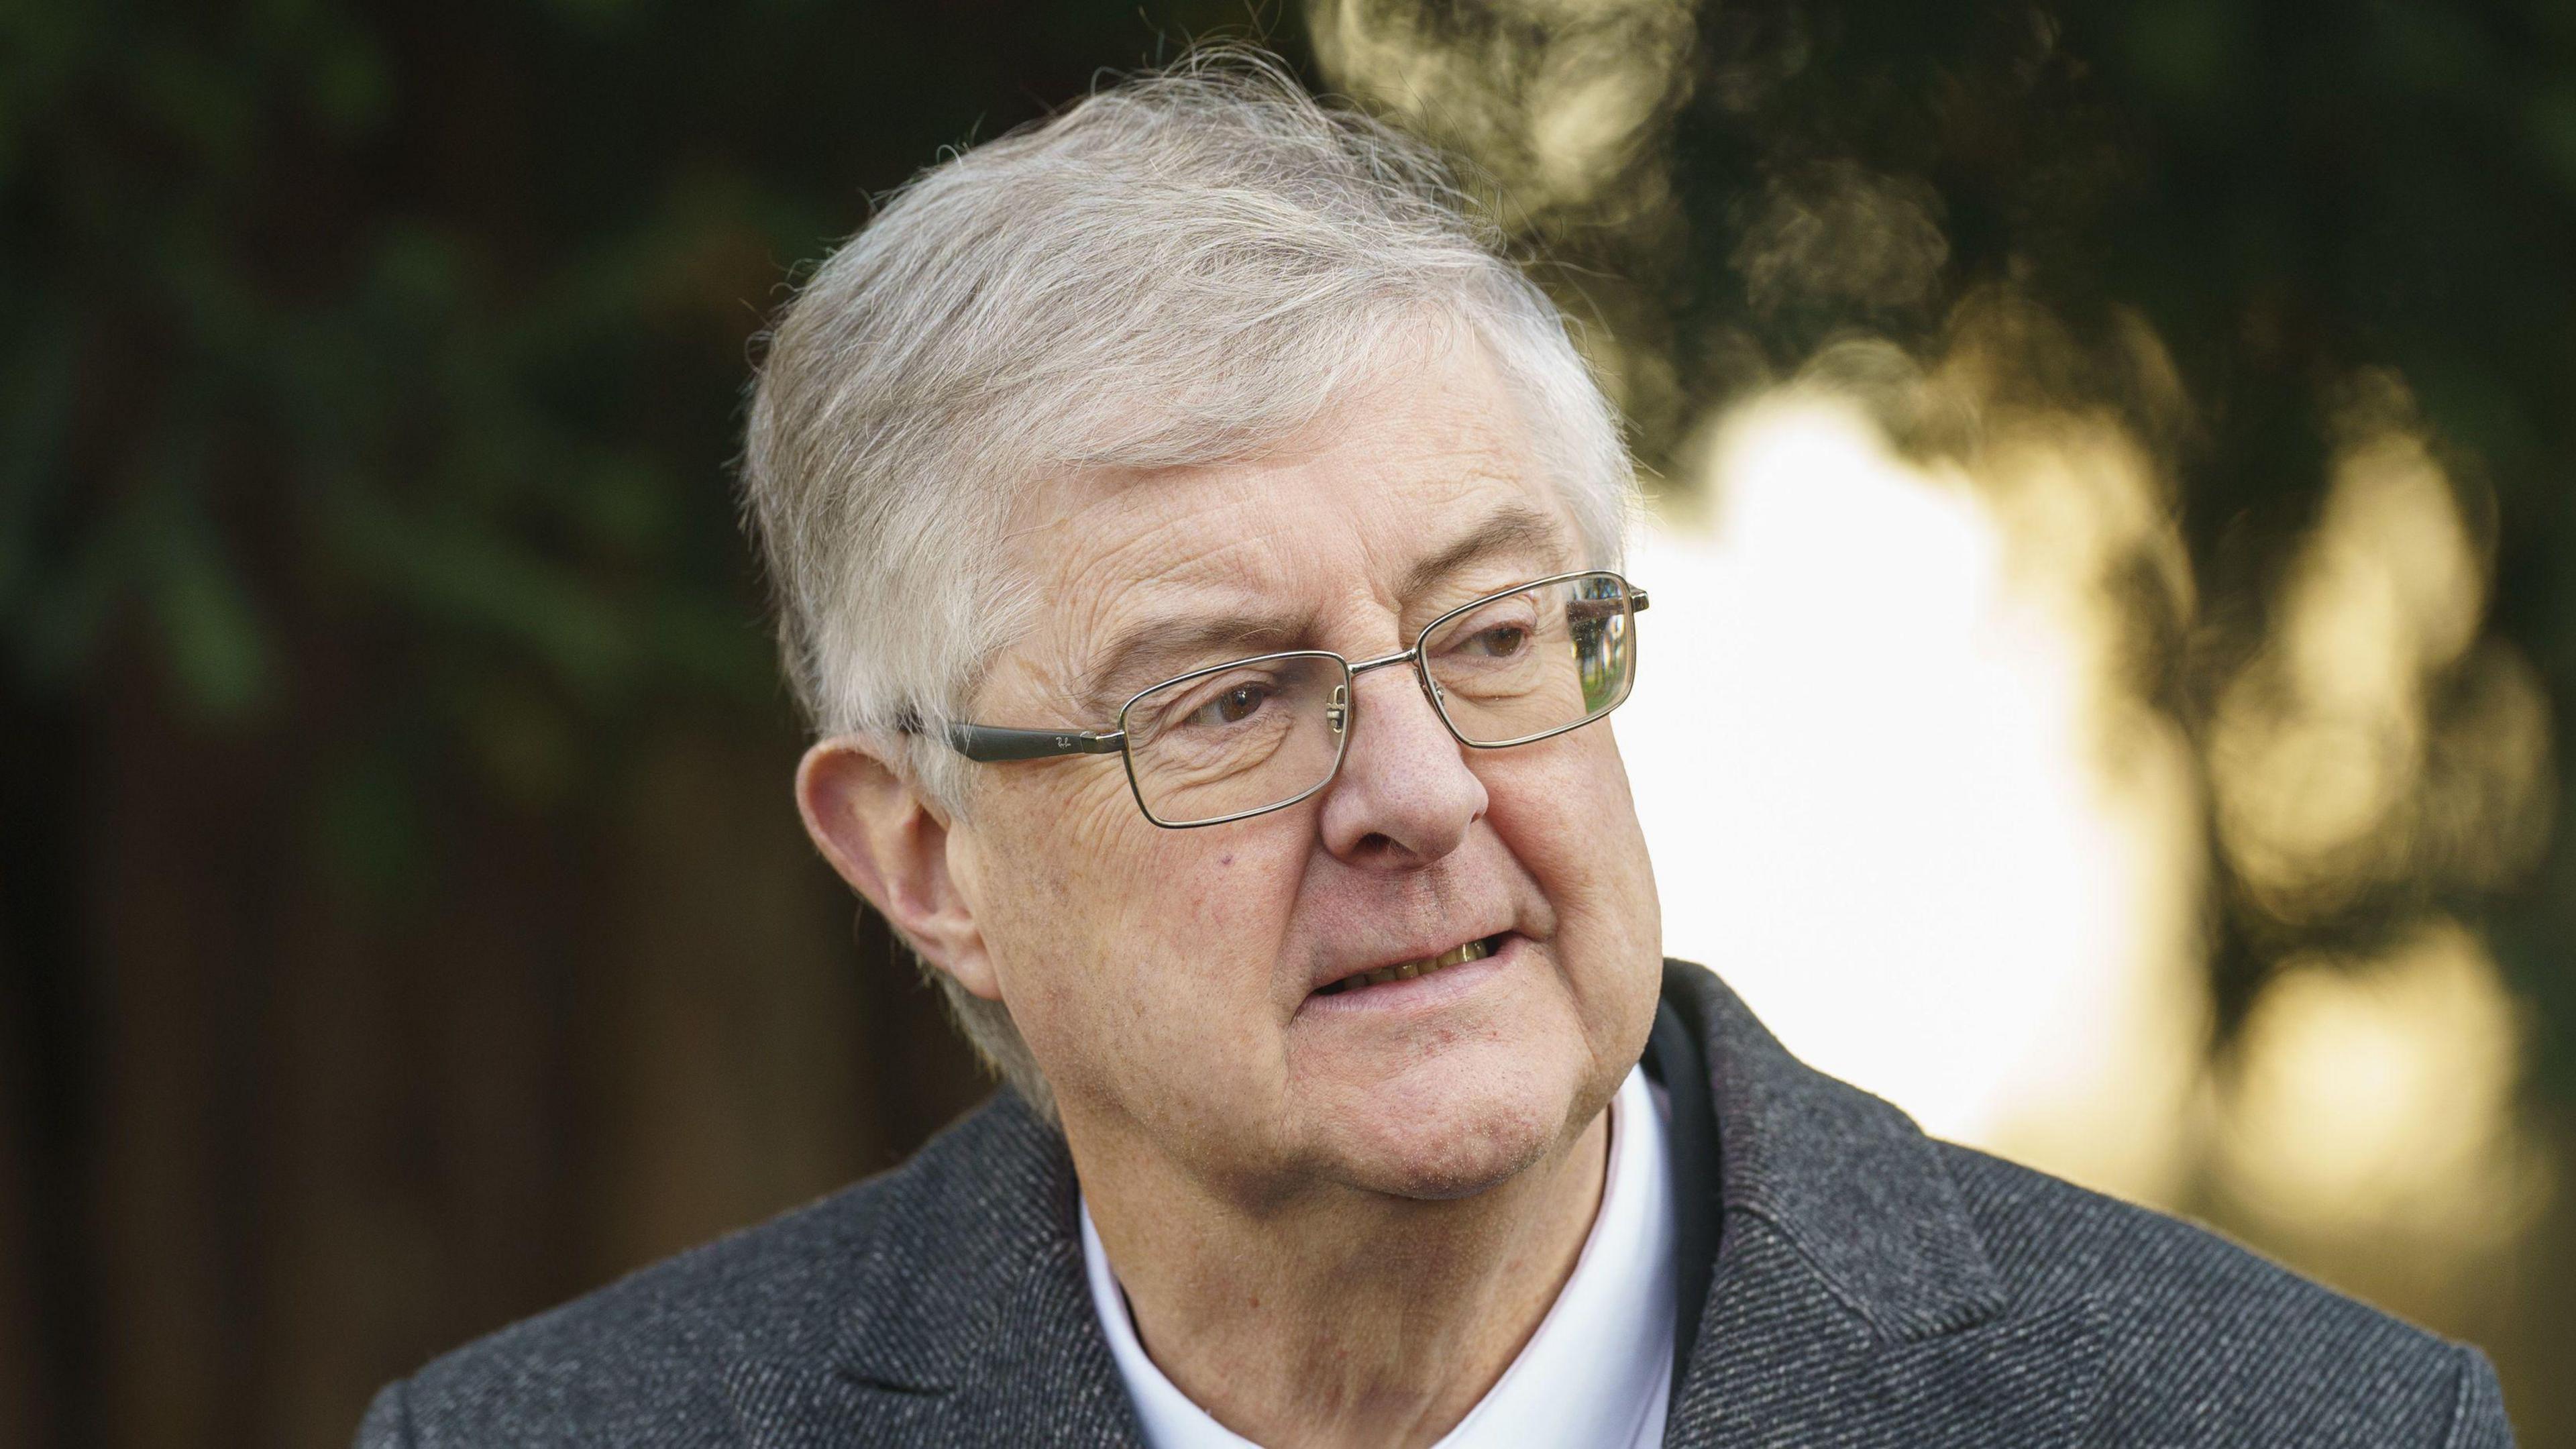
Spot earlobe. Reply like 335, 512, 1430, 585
794, 738, 1002, 1001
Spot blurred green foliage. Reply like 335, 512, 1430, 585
0, 0, 1243, 845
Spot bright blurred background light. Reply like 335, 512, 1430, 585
1616, 386, 2541, 1246
2218, 919, 2541, 1245
1621, 391, 2206, 1204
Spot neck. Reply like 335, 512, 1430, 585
1071, 1099, 1615, 1449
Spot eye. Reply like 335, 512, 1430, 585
1462, 624, 1529, 657
1186, 681, 1273, 728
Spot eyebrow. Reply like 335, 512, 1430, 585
1074, 504, 1572, 720
1079, 610, 1309, 718
1398, 504, 1571, 600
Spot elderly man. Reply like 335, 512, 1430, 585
356, 55, 2512, 1449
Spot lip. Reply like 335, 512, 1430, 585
1297, 932, 1519, 1018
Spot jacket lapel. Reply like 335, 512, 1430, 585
723, 1091, 1147, 1448
1660, 961, 2106, 1446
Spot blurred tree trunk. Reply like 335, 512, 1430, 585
3, 690, 97, 1449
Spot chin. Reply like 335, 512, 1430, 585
1320, 1052, 1589, 1201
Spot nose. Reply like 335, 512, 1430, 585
1317, 662, 1487, 867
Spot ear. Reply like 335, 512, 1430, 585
795, 737, 1000, 1001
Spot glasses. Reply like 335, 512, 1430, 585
907, 570, 1648, 828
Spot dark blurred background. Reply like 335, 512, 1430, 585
3, 1, 2573, 1445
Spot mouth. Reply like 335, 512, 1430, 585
1311, 933, 1507, 998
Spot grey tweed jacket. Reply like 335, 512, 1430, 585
356, 960, 2515, 1446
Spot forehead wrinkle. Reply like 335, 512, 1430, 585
1042, 475, 1305, 599
998, 475, 1290, 689
1047, 535, 1311, 708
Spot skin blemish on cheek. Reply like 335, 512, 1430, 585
1219, 853, 1235, 867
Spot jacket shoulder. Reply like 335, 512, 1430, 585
1935, 1142, 2510, 1446
357, 1093, 1026, 1448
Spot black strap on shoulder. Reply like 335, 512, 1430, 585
1639, 993, 1721, 1403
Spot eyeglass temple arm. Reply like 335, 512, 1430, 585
902, 718, 1126, 761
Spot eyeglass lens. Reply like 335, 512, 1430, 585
1118, 573, 1638, 826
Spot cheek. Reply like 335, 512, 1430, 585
1479, 729, 1644, 871
1096, 824, 1311, 998
978, 783, 1310, 1089
1477, 731, 1660, 964
967, 773, 1147, 1022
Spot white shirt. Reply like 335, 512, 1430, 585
1079, 1065, 1678, 1449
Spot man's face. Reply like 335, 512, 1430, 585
950, 336, 1662, 1203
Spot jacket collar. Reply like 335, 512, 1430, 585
1658, 961, 2106, 1444
1669, 960, 2006, 1338
726, 961, 2102, 1446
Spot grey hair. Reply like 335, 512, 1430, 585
741, 49, 1636, 1112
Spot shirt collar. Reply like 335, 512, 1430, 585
1078, 1065, 1677, 1449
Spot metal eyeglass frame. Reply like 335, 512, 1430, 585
901, 570, 1648, 828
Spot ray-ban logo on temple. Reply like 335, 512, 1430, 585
905, 571, 1649, 828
